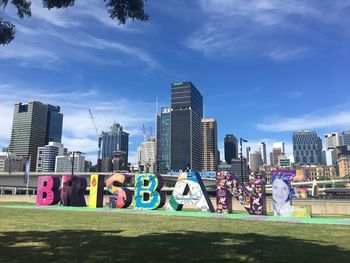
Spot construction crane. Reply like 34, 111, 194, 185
88, 108, 102, 160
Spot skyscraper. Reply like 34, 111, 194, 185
46, 105, 63, 144
170, 81, 203, 171
273, 141, 285, 154
224, 134, 238, 164
202, 119, 218, 171
259, 142, 267, 165
249, 150, 263, 172
36, 142, 65, 172
324, 133, 342, 149
340, 130, 350, 146
55, 152, 85, 173
101, 122, 129, 166
139, 138, 156, 173
270, 142, 285, 166
9, 101, 63, 171
270, 148, 284, 166
156, 107, 171, 173
246, 146, 251, 163
293, 130, 322, 165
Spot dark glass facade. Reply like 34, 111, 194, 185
224, 134, 238, 164
170, 82, 203, 171
46, 105, 63, 144
157, 107, 171, 173
101, 122, 129, 165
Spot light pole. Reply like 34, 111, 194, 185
240, 138, 248, 183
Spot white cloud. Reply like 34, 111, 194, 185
0, 83, 156, 164
1, 2, 158, 70
257, 110, 350, 132
186, 0, 349, 61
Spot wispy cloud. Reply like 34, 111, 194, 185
186, 0, 349, 61
257, 108, 350, 132
1, 2, 159, 70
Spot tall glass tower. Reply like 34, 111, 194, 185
101, 122, 129, 164
224, 134, 238, 164
46, 105, 63, 144
9, 101, 63, 171
156, 107, 171, 173
170, 81, 203, 171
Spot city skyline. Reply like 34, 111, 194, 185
1, 1, 350, 164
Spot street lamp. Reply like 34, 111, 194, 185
240, 138, 248, 183
71, 151, 85, 176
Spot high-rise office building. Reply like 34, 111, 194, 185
9, 101, 63, 171
202, 119, 218, 171
36, 142, 65, 172
322, 149, 337, 166
46, 105, 63, 144
273, 141, 285, 154
259, 142, 267, 165
293, 130, 322, 165
324, 133, 342, 149
55, 152, 85, 173
340, 130, 350, 146
101, 122, 129, 162
0, 152, 24, 172
246, 146, 251, 162
224, 134, 238, 164
270, 148, 284, 166
156, 107, 171, 173
249, 150, 262, 172
139, 138, 156, 173
170, 81, 203, 171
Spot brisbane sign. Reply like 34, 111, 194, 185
36, 170, 308, 217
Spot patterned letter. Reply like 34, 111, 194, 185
106, 173, 132, 208
134, 173, 165, 210
168, 171, 214, 212
61, 176, 87, 207
36, 176, 61, 206
89, 174, 105, 208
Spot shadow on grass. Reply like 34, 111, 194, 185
0, 230, 349, 262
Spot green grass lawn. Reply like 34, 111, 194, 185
0, 204, 349, 263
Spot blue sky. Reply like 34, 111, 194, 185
1, 0, 350, 163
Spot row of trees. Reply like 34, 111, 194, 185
0, 0, 148, 45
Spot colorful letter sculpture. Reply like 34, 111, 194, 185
106, 173, 132, 208
134, 173, 165, 210
216, 172, 233, 213
271, 170, 295, 216
168, 171, 215, 212
36, 176, 61, 206
216, 171, 266, 215
89, 174, 105, 208
61, 176, 87, 207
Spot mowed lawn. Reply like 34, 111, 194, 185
0, 204, 349, 263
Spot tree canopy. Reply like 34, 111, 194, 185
0, 0, 149, 45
